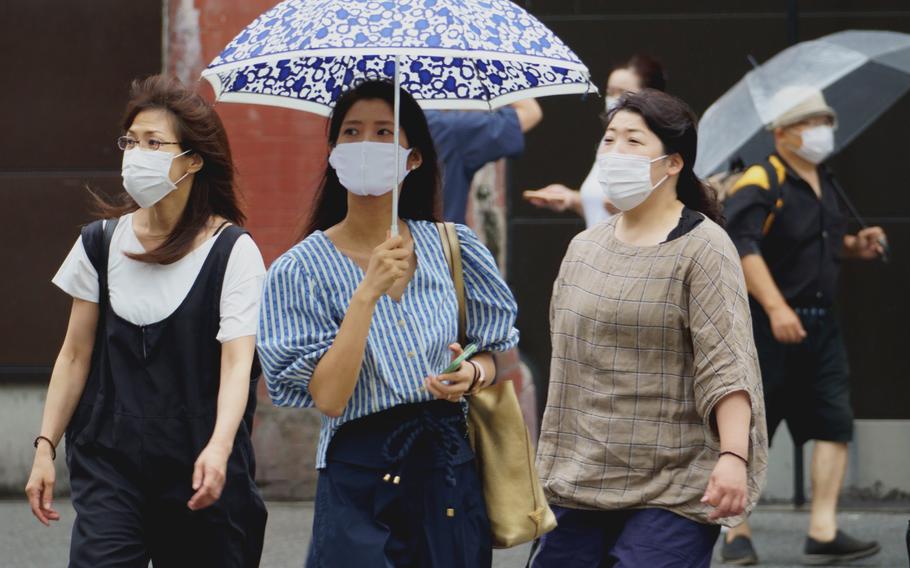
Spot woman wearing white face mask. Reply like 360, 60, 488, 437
532, 90, 767, 567
257, 80, 518, 567
25, 75, 267, 566
523, 54, 667, 227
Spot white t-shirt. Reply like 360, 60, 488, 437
579, 160, 613, 228
53, 213, 266, 343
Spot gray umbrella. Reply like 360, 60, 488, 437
695, 30, 910, 178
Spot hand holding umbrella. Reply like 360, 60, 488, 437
696, 30, 909, 264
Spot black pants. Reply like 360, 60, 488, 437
68, 444, 266, 568
752, 302, 854, 444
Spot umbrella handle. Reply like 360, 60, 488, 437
828, 168, 892, 264
391, 53, 402, 238
879, 237, 891, 264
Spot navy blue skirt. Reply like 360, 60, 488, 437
530, 506, 719, 568
306, 400, 491, 568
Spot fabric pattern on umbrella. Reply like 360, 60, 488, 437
202, 0, 595, 115
695, 30, 910, 178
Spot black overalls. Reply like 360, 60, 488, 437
65, 218, 267, 568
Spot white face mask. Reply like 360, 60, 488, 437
329, 141, 413, 197
121, 148, 191, 208
605, 96, 621, 113
793, 125, 834, 164
597, 152, 669, 212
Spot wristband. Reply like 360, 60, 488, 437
719, 450, 748, 466
34, 436, 56, 460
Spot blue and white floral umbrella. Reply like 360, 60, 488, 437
202, 0, 595, 233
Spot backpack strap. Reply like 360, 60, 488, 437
758, 155, 787, 236
435, 222, 467, 346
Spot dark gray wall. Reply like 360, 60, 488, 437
0, 1, 163, 379
509, 1, 910, 419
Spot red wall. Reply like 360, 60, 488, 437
169, 0, 327, 265
167, 0, 328, 497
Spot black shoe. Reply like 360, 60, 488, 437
720, 535, 759, 565
802, 530, 881, 565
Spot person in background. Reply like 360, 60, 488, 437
257, 80, 519, 567
532, 89, 767, 567
524, 54, 667, 227
425, 98, 542, 439
425, 99, 542, 224
24, 75, 267, 566
720, 86, 885, 566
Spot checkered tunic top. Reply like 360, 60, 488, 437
536, 215, 768, 526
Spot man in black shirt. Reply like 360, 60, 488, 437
721, 87, 886, 565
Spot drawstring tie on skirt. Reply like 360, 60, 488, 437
380, 408, 465, 517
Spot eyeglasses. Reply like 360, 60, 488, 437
117, 136, 182, 151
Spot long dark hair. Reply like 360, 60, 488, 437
302, 80, 441, 237
93, 74, 244, 264
607, 89, 723, 225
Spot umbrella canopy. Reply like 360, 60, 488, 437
695, 30, 910, 178
202, 0, 595, 115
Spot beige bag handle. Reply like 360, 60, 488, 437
436, 222, 467, 345
436, 222, 558, 546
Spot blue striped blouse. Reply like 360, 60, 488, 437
257, 220, 519, 469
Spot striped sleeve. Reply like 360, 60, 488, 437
455, 224, 519, 353
257, 252, 337, 408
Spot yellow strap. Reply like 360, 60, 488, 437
729, 165, 770, 197
768, 155, 787, 185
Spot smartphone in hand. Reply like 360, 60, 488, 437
441, 343, 478, 375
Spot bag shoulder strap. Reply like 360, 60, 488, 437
436, 222, 467, 345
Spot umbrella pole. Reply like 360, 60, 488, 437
391, 53, 402, 238
829, 172, 891, 263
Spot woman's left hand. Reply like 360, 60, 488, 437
187, 441, 231, 511
702, 454, 748, 520
424, 343, 474, 403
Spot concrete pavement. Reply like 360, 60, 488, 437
1, 500, 906, 567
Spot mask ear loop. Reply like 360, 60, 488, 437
171, 149, 194, 186
650, 154, 671, 190
651, 174, 670, 191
